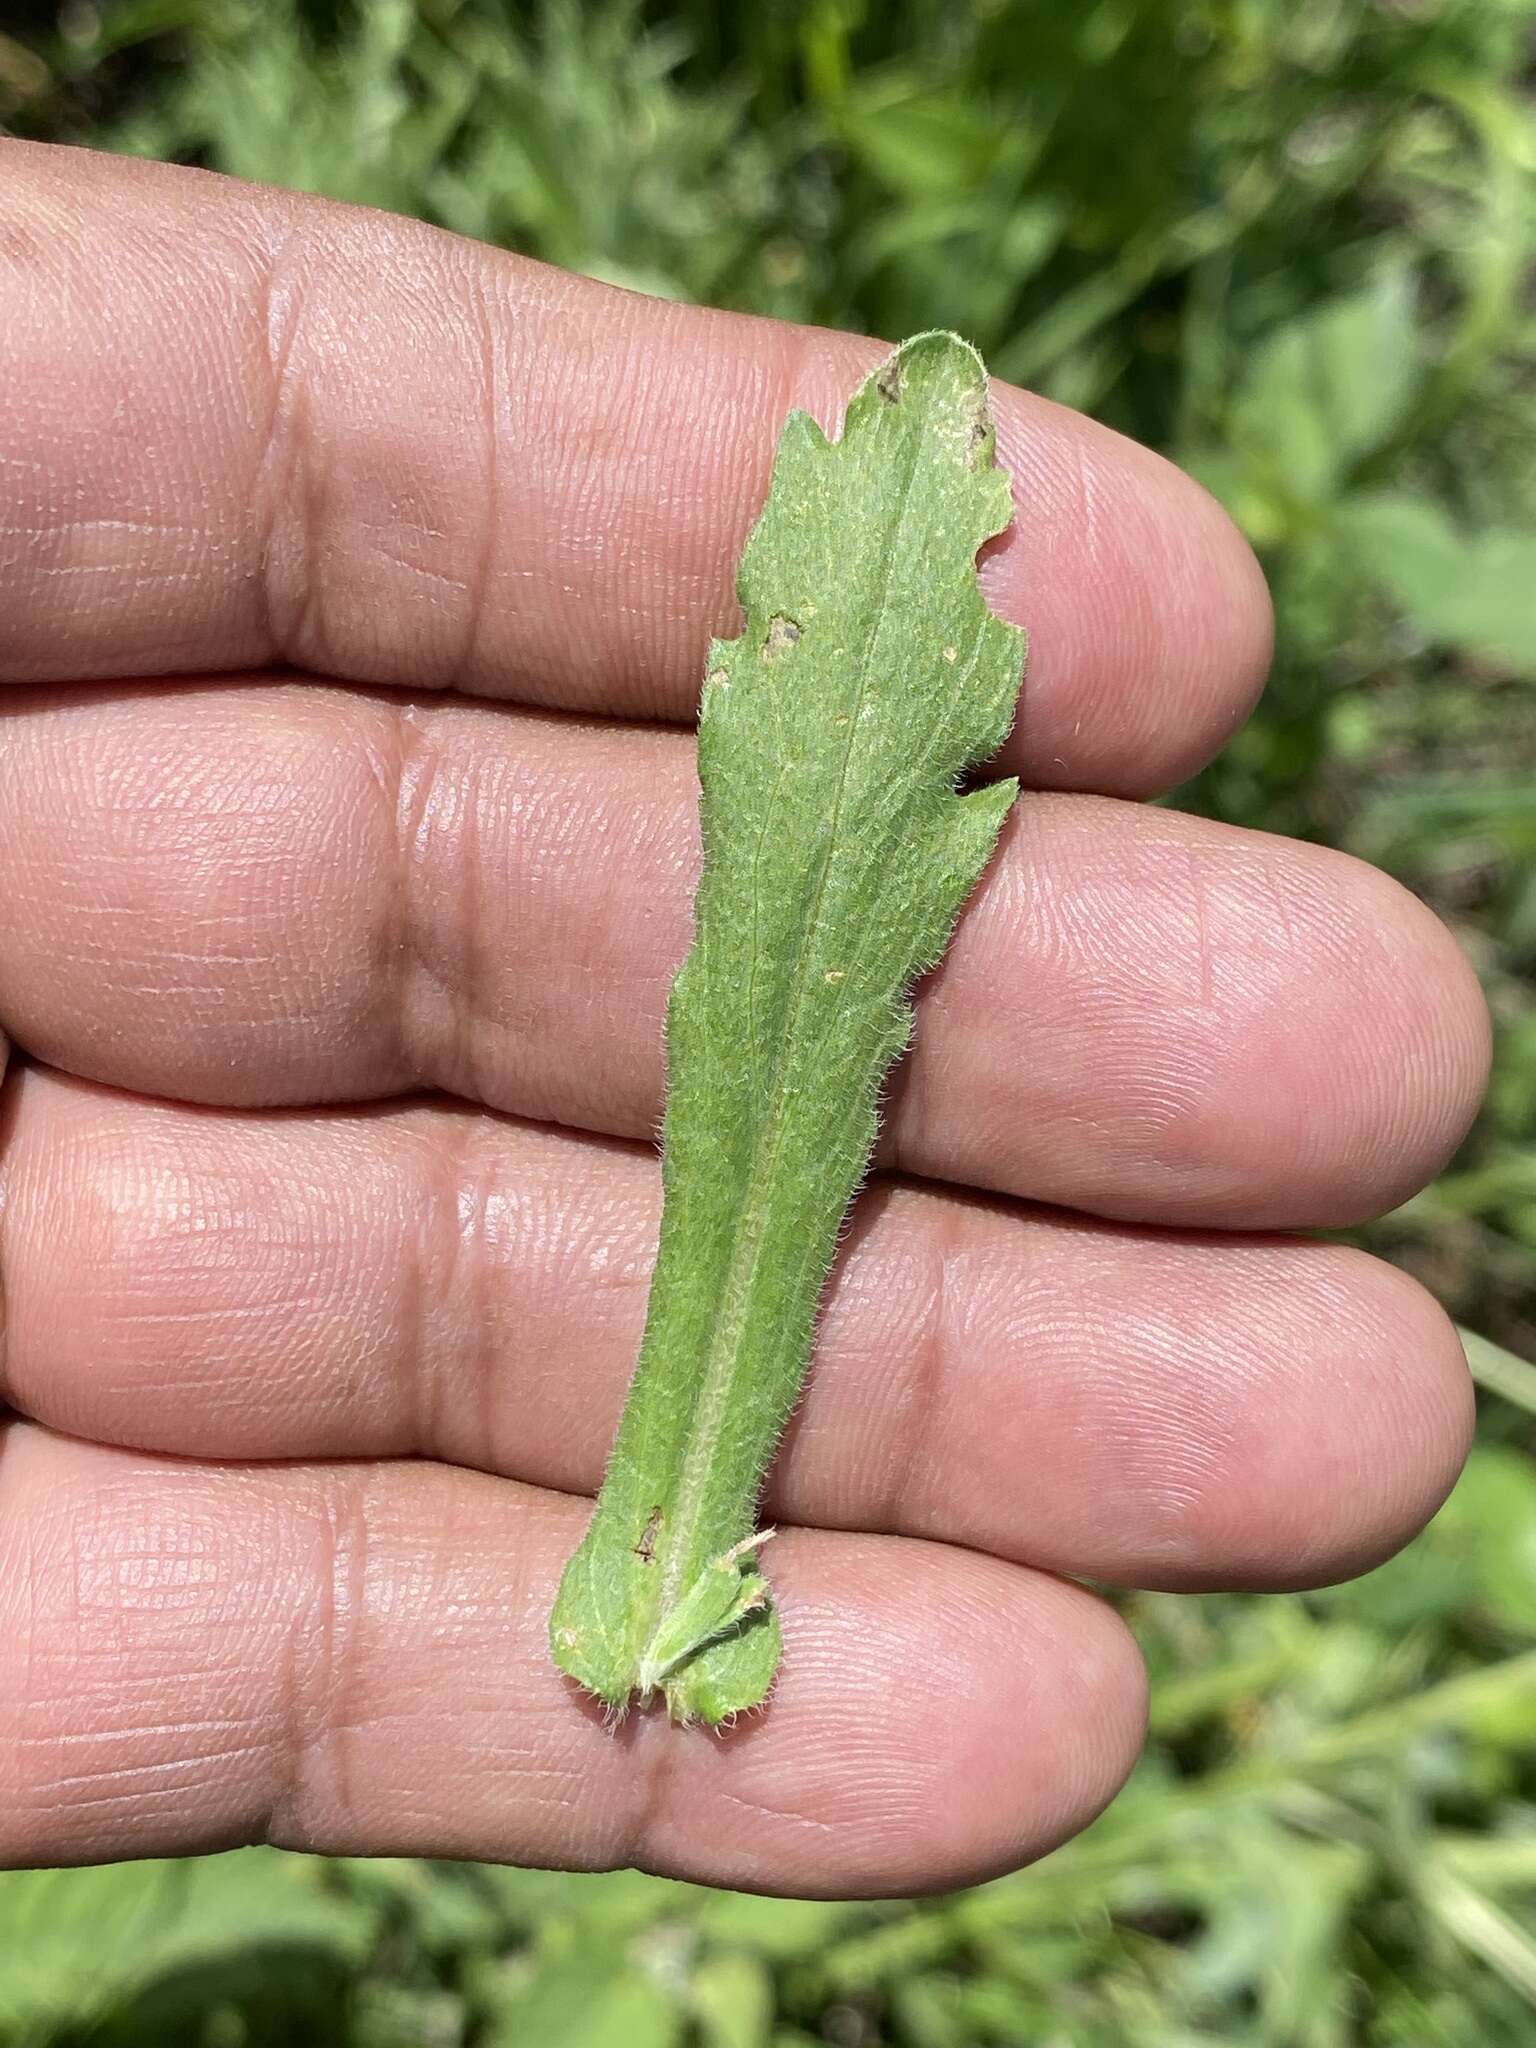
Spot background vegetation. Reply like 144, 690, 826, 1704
3, 0, 1534, 2040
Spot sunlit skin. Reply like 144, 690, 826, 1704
0, 141, 1489, 1898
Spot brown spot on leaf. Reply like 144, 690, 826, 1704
762, 614, 802, 661
634, 1507, 663, 1563
876, 359, 904, 403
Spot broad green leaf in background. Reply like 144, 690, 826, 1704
551, 332, 1024, 1723
1231, 261, 1420, 502
691, 1953, 775, 2048
0, 1851, 374, 2034
1358, 1445, 1536, 1639
470, 1950, 682, 2048
1444, 1448, 1536, 1637
1342, 491, 1536, 673
834, 80, 1008, 196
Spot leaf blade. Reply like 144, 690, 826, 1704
550, 331, 1025, 1722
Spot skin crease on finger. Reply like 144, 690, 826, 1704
0, 139, 1274, 797
0, 680, 1492, 1229
0, 1424, 1148, 1890
0, 1069, 1473, 1591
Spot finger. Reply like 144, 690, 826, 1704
0, 1423, 1144, 1891
0, 1070, 1472, 1591
0, 139, 1270, 797
0, 681, 1489, 1228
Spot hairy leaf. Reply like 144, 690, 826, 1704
549, 331, 1025, 1722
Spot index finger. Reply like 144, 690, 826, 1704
0, 141, 1271, 797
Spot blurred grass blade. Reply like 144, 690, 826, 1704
1461, 1327, 1536, 1416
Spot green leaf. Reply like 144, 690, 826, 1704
692, 1890, 859, 1959
1341, 491, 1536, 672
835, 82, 1008, 196
1437, 1446, 1536, 1637
1233, 263, 1420, 501
551, 331, 1023, 1722
691, 1952, 775, 2048
0, 1850, 375, 2032
473, 1950, 682, 2048
476, 1863, 695, 1937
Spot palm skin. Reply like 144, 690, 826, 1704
0, 140, 1487, 1897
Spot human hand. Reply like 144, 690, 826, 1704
0, 142, 1488, 1897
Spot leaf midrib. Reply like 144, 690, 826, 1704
655, 418, 931, 1622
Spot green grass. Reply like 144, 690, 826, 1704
3, 1, 1534, 2040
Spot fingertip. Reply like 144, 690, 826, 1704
1268, 1262, 1475, 1589
1300, 1258, 1476, 1587
1127, 1245, 1477, 1594
1365, 1262, 1478, 1560
876, 1564, 1148, 1891
984, 393, 1274, 795
1384, 870, 1494, 1196
1092, 827, 1494, 1230
947, 1572, 1149, 1885
1263, 854, 1491, 1227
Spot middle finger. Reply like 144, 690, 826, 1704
0, 677, 1486, 1228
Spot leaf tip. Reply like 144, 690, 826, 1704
864, 330, 1003, 478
